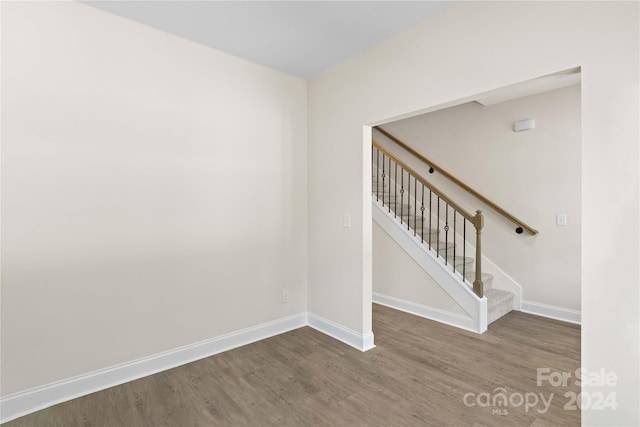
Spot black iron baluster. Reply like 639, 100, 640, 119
421, 184, 425, 243
387, 156, 391, 213
381, 153, 386, 208
436, 197, 440, 258
407, 172, 411, 230
444, 204, 449, 265
413, 176, 417, 236
463, 218, 467, 283
453, 211, 457, 274
394, 163, 397, 218
400, 167, 404, 224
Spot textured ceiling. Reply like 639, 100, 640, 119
82, 1, 454, 79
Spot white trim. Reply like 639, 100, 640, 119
0, 311, 379, 423
307, 313, 376, 352
521, 300, 581, 325
1, 313, 308, 424
373, 293, 481, 333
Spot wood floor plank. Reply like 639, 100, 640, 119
4, 305, 580, 426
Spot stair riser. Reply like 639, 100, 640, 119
447, 257, 474, 272
374, 194, 425, 207
376, 202, 414, 213
389, 210, 441, 225
386, 216, 450, 231
384, 218, 439, 232
432, 256, 473, 273
487, 290, 515, 324
422, 241, 457, 256
464, 272, 494, 290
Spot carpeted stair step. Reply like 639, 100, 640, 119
395, 208, 445, 221
376, 199, 413, 213
374, 193, 436, 219
397, 216, 437, 231
374, 193, 414, 208
426, 241, 457, 258
399, 227, 439, 240
486, 289, 515, 324
446, 255, 474, 271
430, 253, 473, 273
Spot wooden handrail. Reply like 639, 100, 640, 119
375, 127, 539, 235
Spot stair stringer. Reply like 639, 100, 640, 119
372, 196, 488, 333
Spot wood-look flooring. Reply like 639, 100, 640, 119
5, 305, 580, 426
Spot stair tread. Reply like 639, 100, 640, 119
448, 256, 474, 270
427, 241, 456, 249
447, 255, 473, 263
464, 271, 493, 281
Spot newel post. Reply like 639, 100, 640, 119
473, 210, 484, 298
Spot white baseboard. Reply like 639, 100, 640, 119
373, 292, 480, 333
1, 313, 308, 424
307, 313, 375, 352
521, 300, 581, 325
0, 311, 379, 424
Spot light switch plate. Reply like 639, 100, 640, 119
556, 214, 567, 226
343, 213, 351, 228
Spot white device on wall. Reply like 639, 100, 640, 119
514, 119, 535, 132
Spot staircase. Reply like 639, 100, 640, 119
372, 139, 516, 332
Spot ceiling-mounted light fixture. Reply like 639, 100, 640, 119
514, 119, 535, 132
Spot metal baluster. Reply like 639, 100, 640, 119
421, 184, 425, 243
463, 218, 467, 282
437, 197, 440, 257
388, 156, 391, 213
444, 203, 449, 265
394, 163, 397, 218
428, 190, 432, 250
381, 153, 386, 208
400, 168, 404, 224
453, 211, 457, 275
414, 176, 417, 236
407, 172, 411, 230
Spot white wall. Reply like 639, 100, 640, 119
377, 85, 581, 311
308, 2, 638, 425
1, 2, 307, 396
